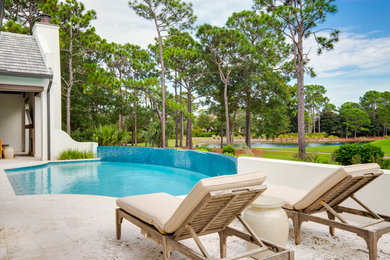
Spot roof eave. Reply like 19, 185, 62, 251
0, 69, 53, 79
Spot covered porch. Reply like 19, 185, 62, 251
0, 83, 47, 159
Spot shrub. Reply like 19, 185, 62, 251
242, 145, 254, 157
197, 147, 213, 152
200, 132, 217, 137
306, 133, 328, 139
223, 152, 235, 157
293, 152, 320, 163
57, 149, 94, 160
382, 159, 390, 169
139, 121, 163, 147
222, 145, 236, 156
192, 126, 203, 137
332, 143, 384, 165
93, 125, 130, 146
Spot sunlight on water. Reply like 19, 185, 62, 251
6, 161, 210, 197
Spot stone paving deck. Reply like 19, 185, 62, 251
0, 158, 389, 259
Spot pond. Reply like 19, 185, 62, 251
197, 142, 342, 149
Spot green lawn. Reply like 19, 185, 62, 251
258, 139, 390, 166
259, 145, 339, 153
259, 139, 390, 156
261, 150, 332, 164
371, 139, 390, 156
140, 137, 390, 158
261, 151, 298, 160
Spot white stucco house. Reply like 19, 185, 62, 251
0, 15, 97, 160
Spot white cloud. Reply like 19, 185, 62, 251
82, 0, 253, 47
190, 0, 253, 26
80, 0, 390, 106
306, 32, 390, 78
82, 0, 156, 46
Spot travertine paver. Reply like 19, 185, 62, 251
0, 159, 389, 259
0, 194, 389, 259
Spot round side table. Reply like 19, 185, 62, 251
243, 195, 289, 259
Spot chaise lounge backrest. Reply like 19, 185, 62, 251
293, 163, 382, 213
163, 171, 267, 236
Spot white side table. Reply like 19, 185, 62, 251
243, 195, 289, 259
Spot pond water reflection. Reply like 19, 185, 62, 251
197, 142, 342, 149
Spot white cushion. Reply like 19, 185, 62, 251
165, 171, 266, 233
117, 171, 267, 233
117, 193, 183, 233
264, 163, 380, 211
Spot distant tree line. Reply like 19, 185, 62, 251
194, 88, 390, 139
7, 1, 388, 155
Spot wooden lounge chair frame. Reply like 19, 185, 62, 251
116, 185, 294, 260
285, 170, 390, 260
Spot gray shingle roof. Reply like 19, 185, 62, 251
0, 32, 52, 78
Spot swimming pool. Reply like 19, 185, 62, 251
5, 161, 212, 197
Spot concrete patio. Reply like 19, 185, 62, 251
1, 158, 390, 259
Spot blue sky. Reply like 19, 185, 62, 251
82, 0, 390, 107
304, 0, 390, 106
324, 0, 390, 37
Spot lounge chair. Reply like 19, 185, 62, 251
262, 163, 390, 260
115, 171, 294, 259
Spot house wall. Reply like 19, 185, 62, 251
33, 22, 61, 130
238, 157, 390, 216
0, 94, 24, 152
52, 129, 98, 160
34, 94, 42, 159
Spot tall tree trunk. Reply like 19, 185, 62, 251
66, 26, 73, 136
118, 87, 123, 130
131, 127, 134, 145
28, 3, 33, 35
245, 105, 251, 148
155, 24, 166, 148
296, 31, 306, 159
174, 72, 178, 147
186, 90, 192, 149
346, 125, 349, 138
220, 121, 224, 149
231, 109, 237, 144
118, 70, 123, 130
179, 82, 183, 147
318, 111, 321, 133
312, 109, 315, 133
134, 89, 138, 146
223, 82, 231, 145
354, 124, 357, 138
144, 98, 148, 147
66, 85, 72, 135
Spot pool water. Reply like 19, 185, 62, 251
5, 161, 211, 197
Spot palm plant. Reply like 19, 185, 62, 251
93, 125, 130, 146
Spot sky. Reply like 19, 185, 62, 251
81, 0, 390, 107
